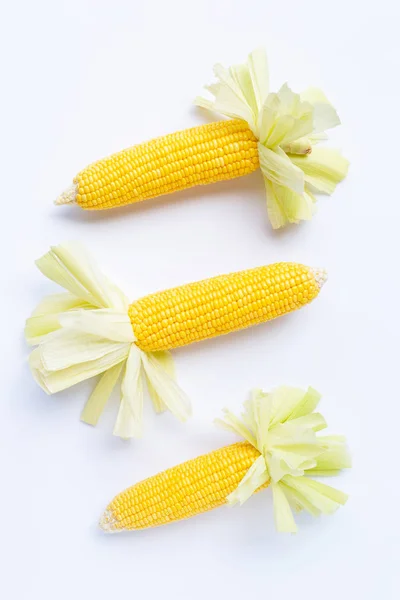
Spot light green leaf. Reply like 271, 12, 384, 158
26, 293, 95, 345
81, 362, 124, 426
281, 112, 314, 147
267, 451, 317, 482
258, 144, 304, 193
307, 436, 351, 474
258, 93, 280, 144
114, 346, 144, 439
29, 348, 51, 393
36, 245, 97, 306
204, 82, 221, 97
247, 47, 269, 111
59, 309, 134, 343
269, 435, 324, 458
266, 84, 314, 146
287, 413, 327, 432
145, 351, 175, 413
269, 386, 309, 426
215, 408, 257, 447
264, 178, 314, 229
195, 48, 270, 134
227, 455, 269, 506
36, 243, 129, 310
39, 329, 129, 372
280, 481, 322, 517
285, 386, 322, 420
283, 475, 348, 513
271, 482, 297, 533
25, 313, 64, 346
211, 64, 255, 127
141, 351, 191, 423
253, 391, 273, 450
230, 63, 258, 117
31, 345, 128, 394
194, 96, 214, 111
263, 177, 287, 229
31, 292, 92, 316
290, 147, 349, 195
266, 114, 296, 148
301, 87, 341, 132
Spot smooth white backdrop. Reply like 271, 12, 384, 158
1, 1, 399, 598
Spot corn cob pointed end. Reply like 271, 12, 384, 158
54, 184, 77, 206
311, 267, 328, 289
99, 508, 119, 533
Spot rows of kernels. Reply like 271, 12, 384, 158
74, 120, 259, 210
129, 263, 320, 352
106, 442, 263, 531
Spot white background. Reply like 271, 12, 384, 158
1, 1, 399, 598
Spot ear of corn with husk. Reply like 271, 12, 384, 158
56, 49, 348, 229
25, 243, 327, 438
99, 386, 351, 533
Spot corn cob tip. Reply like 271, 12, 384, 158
99, 509, 119, 533
55, 184, 77, 205
311, 267, 328, 289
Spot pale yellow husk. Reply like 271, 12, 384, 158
216, 386, 351, 532
25, 243, 191, 438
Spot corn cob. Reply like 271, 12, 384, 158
59, 120, 259, 210
130, 262, 324, 352
25, 244, 327, 438
56, 48, 348, 229
100, 387, 351, 533
102, 442, 262, 531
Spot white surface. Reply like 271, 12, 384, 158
1, 1, 399, 598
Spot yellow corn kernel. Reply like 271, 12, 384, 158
100, 442, 264, 531
68, 120, 259, 210
129, 263, 326, 352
